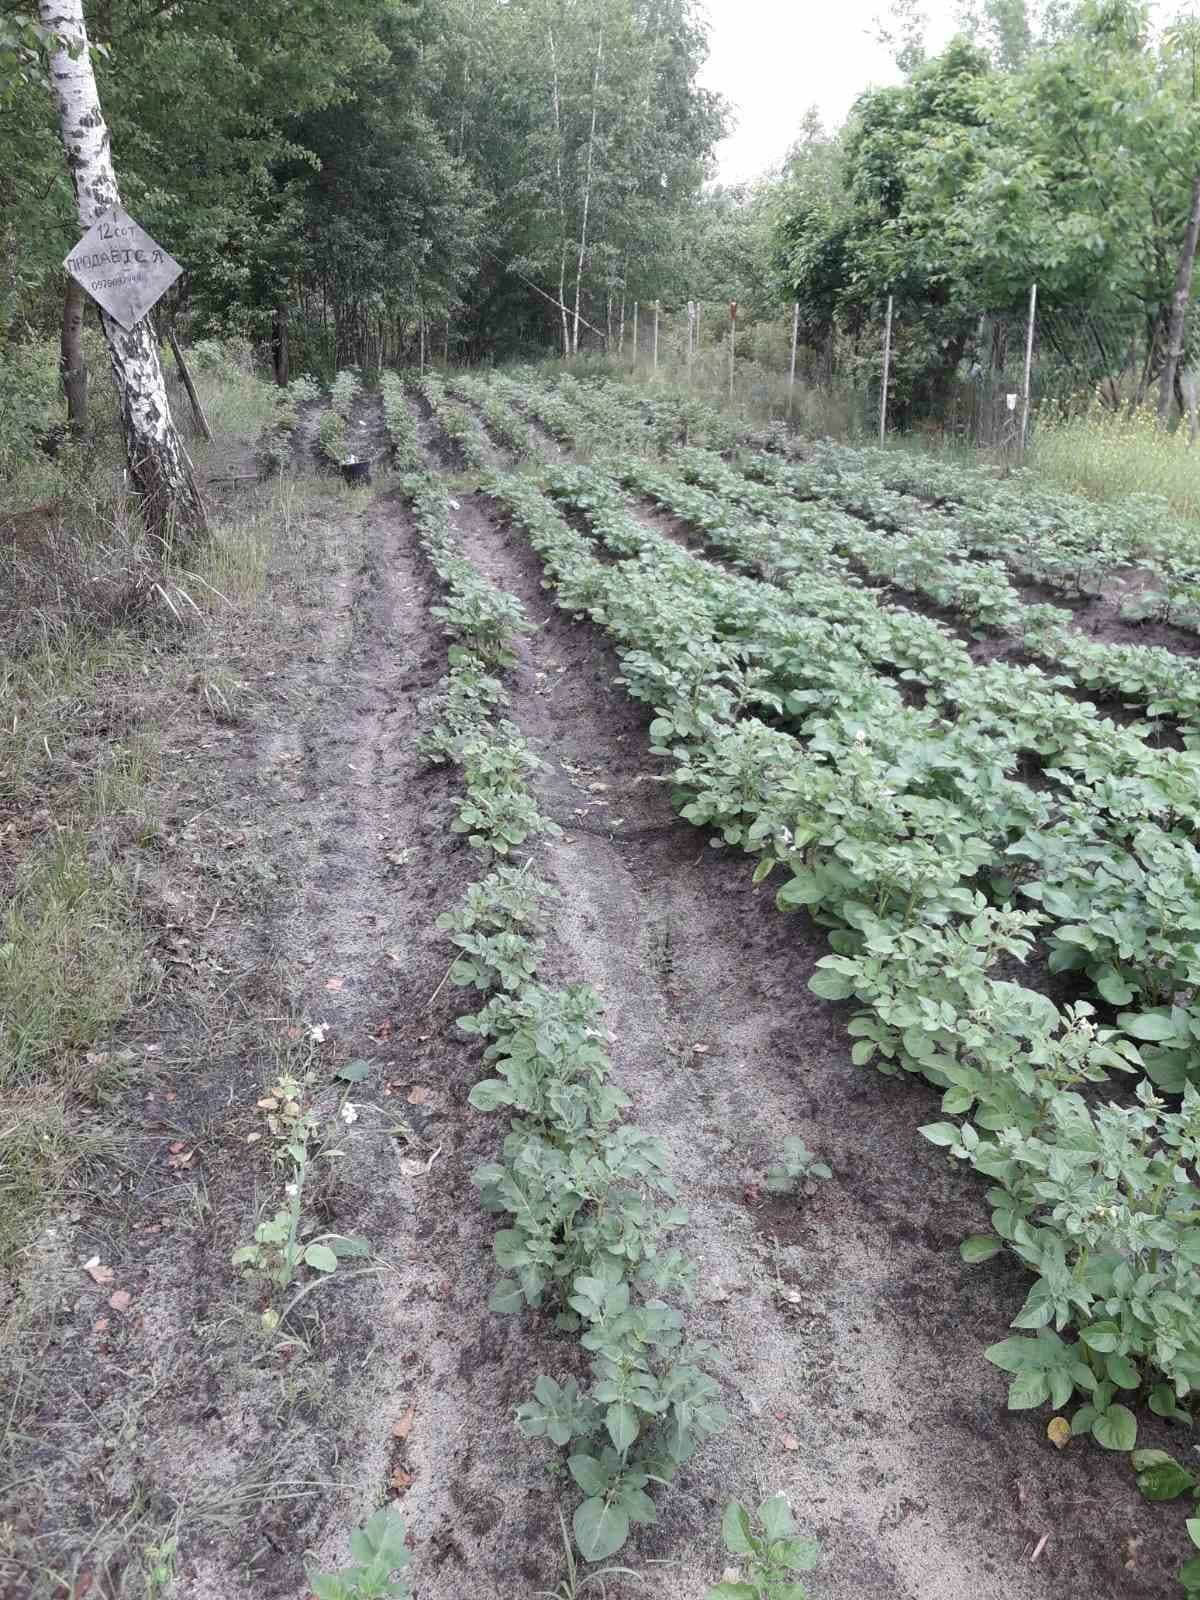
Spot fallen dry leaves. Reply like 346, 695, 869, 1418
392, 1407, 416, 1441
83, 1256, 114, 1286
389, 1467, 415, 1496
109, 1290, 132, 1313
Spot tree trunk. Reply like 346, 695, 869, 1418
41, 0, 206, 555
548, 30, 570, 359
272, 303, 290, 387
572, 34, 603, 357
60, 273, 88, 435
1158, 172, 1200, 427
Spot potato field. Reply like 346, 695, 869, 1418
9, 363, 1200, 1600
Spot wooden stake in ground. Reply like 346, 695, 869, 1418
788, 300, 800, 420
1158, 173, 1200, 428
879, 293, 894, 445
167, 328, 212, 442
1020, 282, 1037, 453
40, 0, 207, 554
632, 301, 639, 368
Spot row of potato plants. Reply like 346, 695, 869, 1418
730, 450, 1200, 733
572, 456, 1200, 1094
790, 441, 1200, 601
317, 367, 364, 463
780, 440, 1200, 632
651, 448, 1200, 793
510, 368, 742, 459
412, 370, 493, 470
378, 371, 423, 471
491, 368, 595, 450
487, 468, 1200, 1468
445, 370, 543, 461
566, 373, 741, 455
493, 368, 729, 463
404, 472, 726, 1563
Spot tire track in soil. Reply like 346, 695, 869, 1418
239, 481, 590, 1599
435, 488, 1176, 1600
158, 463, 576, 1597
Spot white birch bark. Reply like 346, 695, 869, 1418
571, 33, 603, 357
548, 29, 571, 359
40, 0, 207, 553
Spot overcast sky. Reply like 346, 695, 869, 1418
696, 0, 967, 183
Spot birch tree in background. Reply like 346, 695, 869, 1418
38, 0, 207, 554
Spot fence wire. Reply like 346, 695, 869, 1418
566, 289, 1198, 452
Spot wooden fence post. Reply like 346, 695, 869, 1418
167, 328, 212, 442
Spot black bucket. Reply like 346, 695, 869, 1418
340, 458, 371, 487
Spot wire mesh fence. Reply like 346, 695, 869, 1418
567, 287, 1200, 455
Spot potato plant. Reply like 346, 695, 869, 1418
405, 471, 725, 1560
490, 466, 1200, 1462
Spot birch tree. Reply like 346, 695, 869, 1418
39, 0, 207, 554
571, 32, 603, 355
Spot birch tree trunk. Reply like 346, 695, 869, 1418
1158, 172, 1200, 426
548, 30, 571, 359
571, 33, 603, 357
41, 0, 206, 554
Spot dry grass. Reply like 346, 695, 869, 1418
0, 353, 328, 1301
1031, 400, 1200, 519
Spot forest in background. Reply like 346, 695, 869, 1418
1, 0, 728, 383
4, 0, 1200, 477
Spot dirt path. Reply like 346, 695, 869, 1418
436, 488, 1177, 1600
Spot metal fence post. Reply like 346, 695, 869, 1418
788, 300, 799, 419
879, 293, 894, 444
729, 300, 737, 401
1020, 282, 1037, 453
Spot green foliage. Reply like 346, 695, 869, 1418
379, 371, 423, 470
490, 409, 1200, 1552
319, 407, 349, 465
0, 339, 60, 479
774, 7, 1200, 415
763, 1137, 831, 1198
306, 1508, 412, 1600
231, 1071, 370, 1319
408, 470, 723, 1560
706, 1496, 819, 1600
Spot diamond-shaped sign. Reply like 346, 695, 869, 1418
64, 206, 182, 331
